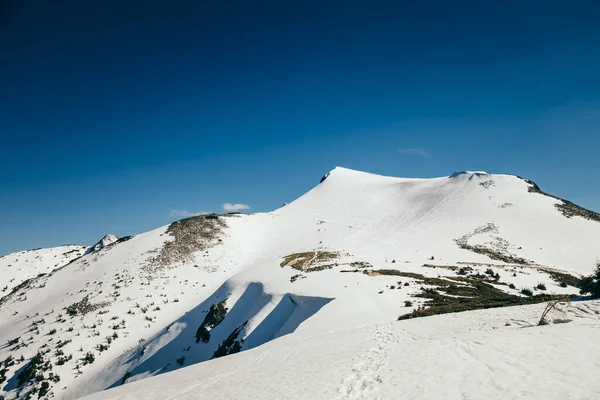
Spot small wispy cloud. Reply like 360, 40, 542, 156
399, 148, 428, 157
222, 203, 250, 212
169, 209, 209, 217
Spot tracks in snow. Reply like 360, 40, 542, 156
335, 322, 401, 400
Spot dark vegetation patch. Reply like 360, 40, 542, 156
82, 352, 95, 365
306, 264, 337, 273
16, 353, 50, 387
146, 214, 228, 273
541, 269, 582, 288
526, 179, 600, 222
422, 264, 461, 271
65, 295, 110, 317
580, 262, 600, 298
361, 269, 458, 287
195, 300, 228, 343
520, 288, 533, 296
349, 261, 372, 269
290, 274, 305, 283
0, 355, 13, 384
398, 279, 567, 321
211, 322, 247, 359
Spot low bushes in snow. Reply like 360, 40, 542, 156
398, 276, 566, 321
580, 263, 600, 298
520, 288, 533, 296
65, 295, 110, 317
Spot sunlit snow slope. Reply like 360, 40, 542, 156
1, 245, 87, 295
1, 167, 599, 400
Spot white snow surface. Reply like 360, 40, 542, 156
1, 167, 599, 400
0, 245, 87, 294
85, 300, 600, 400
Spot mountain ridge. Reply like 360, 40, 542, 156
1, 167, 599, 400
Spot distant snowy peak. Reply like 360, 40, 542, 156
0, 244, 87, 295
85, 234, 119, 254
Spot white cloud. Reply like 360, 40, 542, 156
169, 209, 208, 217
222, 203, 250, 212
399, 148, 428, 157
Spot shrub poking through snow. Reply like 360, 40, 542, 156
521, 288, 533, 296
38, 381, 50, 398
212, 322, 247, 359
542, 269, 581, 288
16, 352, 45, 387
580, 262, 600, 298
83, 352, 95, 365
65, 295, 110, 316
538, 297, 570, 326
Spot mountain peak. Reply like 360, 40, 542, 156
85, 233, 118, 254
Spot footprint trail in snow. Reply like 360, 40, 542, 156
335, 322, 400, 400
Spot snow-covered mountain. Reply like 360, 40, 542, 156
1, 167, 599, 400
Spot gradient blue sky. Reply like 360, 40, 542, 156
1, 0, 599, 255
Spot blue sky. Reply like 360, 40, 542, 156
1, 0, 599, 255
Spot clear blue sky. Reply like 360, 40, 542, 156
1, 0, 599, 255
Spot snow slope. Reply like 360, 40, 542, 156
84, 300, 600, 400
1, 167, 599, 400
0, 245, 87, 295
